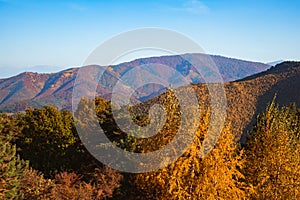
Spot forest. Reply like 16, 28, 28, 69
1, 93, 300, 199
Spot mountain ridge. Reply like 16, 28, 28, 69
0, 53, 271, 112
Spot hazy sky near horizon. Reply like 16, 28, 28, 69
1, 0, 300, 78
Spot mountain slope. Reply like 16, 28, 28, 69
0, 54, 270, 112
202, 61, 300, 139
0, 72, 50, 105
119, 61, 300, 141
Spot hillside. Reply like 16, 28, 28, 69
0, 54, 270, 112
232, 61, 300, 139
204, 61, 299, 139
134, 61, 300, 140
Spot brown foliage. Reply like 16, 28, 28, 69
20, 169, 54, 200
19, 167, 122, 200
89, 167, 123, 199
52, 172, 93, 200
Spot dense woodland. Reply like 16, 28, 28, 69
0, 92, 300, 199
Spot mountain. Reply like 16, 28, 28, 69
266, 60, 285, 66
24, 65, 66, 74
0, 69, 78, 111
0, 53, 270, 112
0, 65, 65, 79
202, 61, 299, 139
139, 61, 300, 140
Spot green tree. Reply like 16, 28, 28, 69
17, 106, 85, 177
0, 133, 28, 199
0, 113, 22, 142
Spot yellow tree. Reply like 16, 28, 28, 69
245, 102, 300, 199
153, 124, 247, 200
134, 89, 247, 199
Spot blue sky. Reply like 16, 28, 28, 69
0, 0, 300, 78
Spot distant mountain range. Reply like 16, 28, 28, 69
0, 54, 271, 112
0, 65, 66, 79
1, 54, 299, 139
266, 60, 285, 66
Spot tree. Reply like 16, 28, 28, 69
0, 113, 22, 142
133, 92, 247, 199
193, 125, 247, 200
19, 168, 54, 200
17, 106, 85, 177
244, 101, 300, 199
19, 167, 122, 200
0, 133, 28, 199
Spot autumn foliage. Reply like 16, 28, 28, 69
0, 94, 300, 199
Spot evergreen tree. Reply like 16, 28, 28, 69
0, 125, 28, 199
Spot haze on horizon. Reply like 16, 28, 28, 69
0, 0, 300, 78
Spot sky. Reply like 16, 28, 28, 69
0, 0, 300, 78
